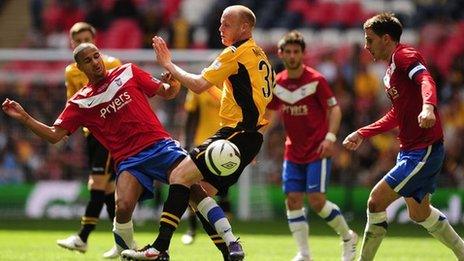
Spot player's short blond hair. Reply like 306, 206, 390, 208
226, 5, 256, 28
69, 22, 96, 39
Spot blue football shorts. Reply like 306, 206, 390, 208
116, 138, 187, 201
282, 158, 332, 194
384, 141, 444, 203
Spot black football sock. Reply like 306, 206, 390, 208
78, 189, 105, 242
153, 184, 190, 251
104, 191, 115, 221
218, 197, 232, 215
188, 208, 198, 234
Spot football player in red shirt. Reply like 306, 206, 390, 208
343, 13, 464, 260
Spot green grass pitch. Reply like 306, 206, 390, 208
0, 218, 459, 260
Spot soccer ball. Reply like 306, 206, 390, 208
205, 139, 241, 176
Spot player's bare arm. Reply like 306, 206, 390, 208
318, 105, 341, 157
342, 131, 364, 151
418, 103, 436, 128
152, 36, 212, 94
2, 98, 68, 143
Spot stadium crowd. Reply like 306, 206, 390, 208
0, 0, 464, 191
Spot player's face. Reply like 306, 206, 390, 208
279, 44, 304, 70
71, 30, 94, 49
76, 47, 106, 80
364, 28, 389, 61
219, 11, 243, 46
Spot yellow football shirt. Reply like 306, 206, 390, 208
65, 55, 122, 99
184, 90, 221, 146
201, 38, 275, 130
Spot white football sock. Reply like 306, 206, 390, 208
359, 210, 387, 261
112, 219, 134, 253
288, 208, 310, 257
317, 200, 351, 240
198, 197, 236, 245
418, 207, 464, 259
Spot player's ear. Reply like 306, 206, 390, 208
277, 49, 283, 58
382, 34, 392, 44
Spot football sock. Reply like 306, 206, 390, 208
196, 210, 229, 260
153, 184, 190, 251
188, 207, 198, 234
104, 191, 116, 221
317, 200, 351, 240
198, 196, 236, 245
359, 210, 388, 261
78, 189, 105, 242
287, 208, 310, 257
112, 219, 134, 252
418, 207, 464, 259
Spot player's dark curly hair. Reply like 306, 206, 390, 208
278, 30, 306, 52
363, 13, 403, 42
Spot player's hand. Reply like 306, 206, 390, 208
317, 139, 334, 158
2, 98, 29, 123
342, 131, 364, 151
152, 36, 172, 68
418, 104, 436, 128
161, 71, 180, 89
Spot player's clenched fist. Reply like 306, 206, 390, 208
342, 131, 364, 151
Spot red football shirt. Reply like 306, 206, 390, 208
268, 65, 337, 163
54, 63, 171, 164
358, 44, 443, 150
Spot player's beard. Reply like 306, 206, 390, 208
284, 60, 301, 70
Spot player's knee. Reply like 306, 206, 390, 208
168, 160, 201, 186
308, 196, 325, 212
189, 184, 208, 205
169, 167, 188, 184
115, 197, 134, 219
408, 211, 428, 222
367, 196, 383, 212
286, 196, 303, 210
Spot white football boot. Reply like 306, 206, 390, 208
342, 230, 358, 261
291, 252, 312, 261
56, 235, 87, 253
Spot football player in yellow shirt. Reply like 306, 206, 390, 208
56, 22, 122, 259
181, 90, 233, 259
122, 5, 275, 261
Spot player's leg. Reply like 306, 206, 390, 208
283, 160, 311, 261
112, 170, 142, 253
217, 189, 232, 219
190, 183, 230, 261
306, 158, 357, 261
406, 195, 464, 259
103, 158, 116, 223
181, 207, 198, 245
102, 165, 118, 259
358, 179, 398, 261
57, 136, 111, 253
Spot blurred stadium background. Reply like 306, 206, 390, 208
0, 0, 463, 226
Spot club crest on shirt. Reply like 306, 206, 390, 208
115, 78, 122, 86
386, 86, 399, 100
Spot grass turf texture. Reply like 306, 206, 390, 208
0, 218, 460, 260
